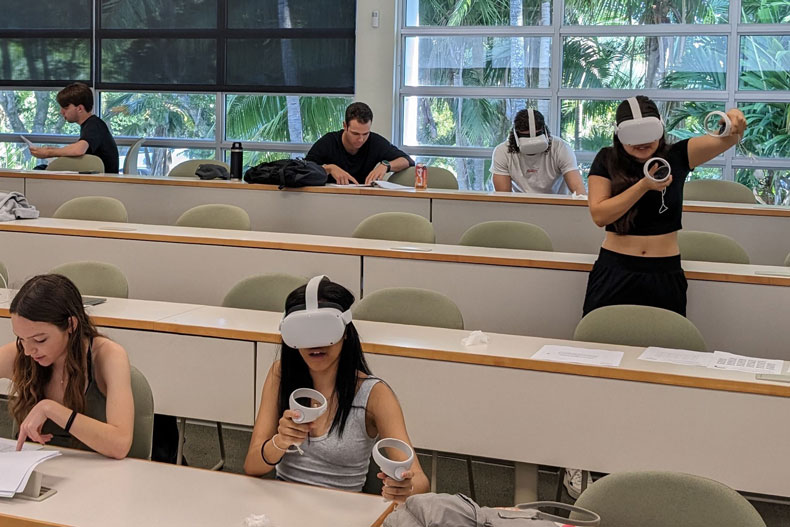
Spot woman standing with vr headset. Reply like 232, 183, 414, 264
244, 276, 429, 503
583, 95, 746, 316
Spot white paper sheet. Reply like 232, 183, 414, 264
0, 449, 60, 498
709, 351, 784, 374
19, 135, 35, 148
532, 345, 623, 367
0, 438, 43, 453
638, 347, 714, 367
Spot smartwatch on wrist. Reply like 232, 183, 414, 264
380, 160, 391, 171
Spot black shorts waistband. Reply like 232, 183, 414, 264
595, 247, 682, 273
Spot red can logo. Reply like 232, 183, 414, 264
415, 163, 428, 190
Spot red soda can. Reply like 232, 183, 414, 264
414, 163, 428, 190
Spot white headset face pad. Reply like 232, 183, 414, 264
279, 275, 352, 350
615, 97, 664, 146
512, 108, 549, 155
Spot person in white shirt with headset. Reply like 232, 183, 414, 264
492, 108, 586, 195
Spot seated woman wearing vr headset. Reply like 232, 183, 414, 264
492, 108, 586, 195
244, 276, 429, 503
584, 95, 746, 316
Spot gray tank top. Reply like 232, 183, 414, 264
41, 340, 107, 450
276, 377, 380, 492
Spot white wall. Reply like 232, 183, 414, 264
355, 0, 398, 139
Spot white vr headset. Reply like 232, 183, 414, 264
615, 97, 665, 145
279, 275, 352, 349
512, 109, 549, 155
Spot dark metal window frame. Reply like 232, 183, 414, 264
0, 29, 93, 87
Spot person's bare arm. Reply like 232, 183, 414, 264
493, 174, 513, 192
587, 170, 670, 227
30, 140, 90, 159
563, 170, 586, 195
688, 109, 747, 169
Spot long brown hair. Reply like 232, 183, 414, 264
604, 96, 670, 234
9, 274, 99, 426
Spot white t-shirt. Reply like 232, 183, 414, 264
490, 137, 578, 194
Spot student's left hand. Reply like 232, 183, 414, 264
29, 146, 51, 159
724, 108, 747, 140
378, 470, 415, 504
16, 400, 54, 450
365, 163, 389, 185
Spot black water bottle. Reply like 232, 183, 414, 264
230, 141, 243, 180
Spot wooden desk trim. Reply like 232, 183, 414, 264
0, 513, 71, 527
4, 308, 785, 398
2, 222, 788, 286
4, 170, 790, 217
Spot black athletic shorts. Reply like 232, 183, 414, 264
582, 247, 688, 317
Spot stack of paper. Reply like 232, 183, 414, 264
638, 347, 714, 367
532, 345, 624, 367
0, 444, 60, 498
709, 351, 784, 374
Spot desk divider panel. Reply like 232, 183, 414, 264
0, 176, 25, 195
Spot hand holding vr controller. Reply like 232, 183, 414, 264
276, 388, 328, 454
373, 438, 417, 503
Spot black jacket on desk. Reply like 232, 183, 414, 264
305, 130, 414, 183
80, 115, 119, 174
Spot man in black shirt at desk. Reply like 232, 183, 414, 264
30, 83, 119, 174
306, 102, 414, 185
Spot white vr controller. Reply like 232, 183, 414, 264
372, 438, 414, 482
287, 388, 328, 454
643, 157, 671, 182
704, 110, 732, 138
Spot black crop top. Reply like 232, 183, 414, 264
589, 139, 691, 236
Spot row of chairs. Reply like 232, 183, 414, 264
50, 195, 789, 266
48, 153, 762, 206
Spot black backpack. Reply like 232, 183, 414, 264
243, 158, 328, 188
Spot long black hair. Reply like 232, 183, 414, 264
277, 278, 371, 437
603, 95, 670, 234
507, 108, 551, 154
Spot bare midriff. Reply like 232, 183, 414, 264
601, 231, 679, 257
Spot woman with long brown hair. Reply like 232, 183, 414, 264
0, 274, 134, 458
584, 95, 746, 316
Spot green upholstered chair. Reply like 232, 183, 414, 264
175, 204, 251, 231
167, 159, 229, 178
459, 221, 553, 251
678, 231, 750, 264
574, 304, 707, 351
573, 471, 766, 527
128, 365, 154, 460
352, 212, 435, 243
0, 261, 8, 289
354, 287, 464, 330
123, 138, 145, 175
784, 252, 790, 267
50, 261, 129, 298
222, 273, 308, 312
684, 180, 756, 204
46, 154, 105, 173
53, 196, 129, 223
388, 166, 459, 190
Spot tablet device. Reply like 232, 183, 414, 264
82, 296, 107, 306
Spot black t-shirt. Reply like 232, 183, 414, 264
305, 130, 414, 182
80, 115, 119, 174
589, 139, 691, 236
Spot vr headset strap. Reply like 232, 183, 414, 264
627, 97, 642, 120
305, 275, 324, 311
528, 108, 537, 137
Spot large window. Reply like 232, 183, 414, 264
398, 0, 790, 194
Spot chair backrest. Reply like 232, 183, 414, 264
0, 261, 8, 288
573, 471, 766, 527
352, 212, 435, 243
128, 365, 154, 460
53, 196, 129, 223
678, 231, 750, 264
684, 180, 756, 204
123, 138, 145, 175
784, 252, 790, 267
50, 261, 129, 298
353, 287, 464, 330
175, 204, 251, 230
168, 159, 229, 178
46, 154, 105, 173
459, 221, 553, 251
388, 166, 459, 190
222, 273, 308, 312
574, 305, 707, 351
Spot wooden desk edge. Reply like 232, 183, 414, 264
0, 513, 72, 527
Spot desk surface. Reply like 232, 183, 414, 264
3, 168, 790, 217
3, 294, 788, 398
0, 450, 391, 527
1, 217, 788, 287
